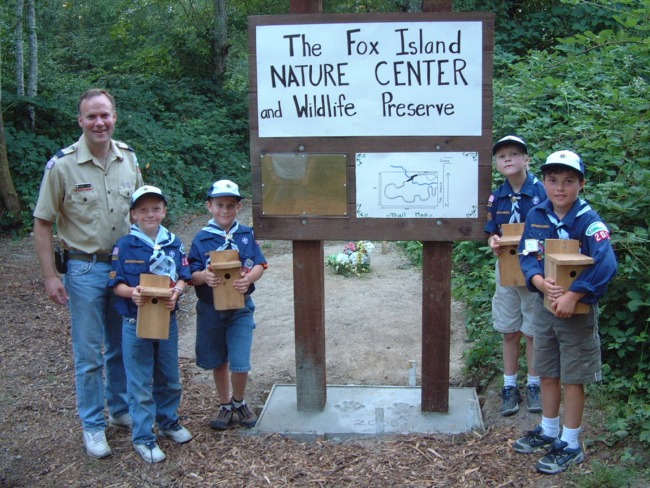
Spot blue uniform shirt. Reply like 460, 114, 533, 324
484, 172, 547, 235
109, 229, 191, 318
189, 221, 267, 304
518, 198, 617, 304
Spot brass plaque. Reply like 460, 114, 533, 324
261, 153, 347, 216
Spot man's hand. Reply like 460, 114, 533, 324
44, 276, 68, 305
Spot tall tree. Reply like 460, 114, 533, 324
213, 0, 228, 81
0, 44, 24, 224
26, 0, 37, 128
14, 0, 24, 96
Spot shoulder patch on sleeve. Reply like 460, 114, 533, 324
586, 221, 611, 241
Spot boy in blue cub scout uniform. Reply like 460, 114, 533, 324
109, 186, 193, 464
485, 135, 547, 417
512, 150, 617, 475
189, 180, 267, 431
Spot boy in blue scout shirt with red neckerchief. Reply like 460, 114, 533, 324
512, 150, 617, 475
109, 186, 193, 464
486, 135, 547, 417
189, 180, 267, 431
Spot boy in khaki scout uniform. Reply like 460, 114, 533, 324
33, 88, 144, 459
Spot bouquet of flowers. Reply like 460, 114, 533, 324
326, 241, 375, 276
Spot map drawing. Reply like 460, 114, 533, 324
356, 152, 478, 219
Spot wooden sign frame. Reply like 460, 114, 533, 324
249, 12, 494, 242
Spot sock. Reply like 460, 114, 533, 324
540, 416, 560, 438
221, 401, 232, 411
527, 375, 541, 387
560, 425, 581, 450
503, 374, 518, 388
232, 398, 245, 408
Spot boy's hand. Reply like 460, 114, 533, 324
131, 285, 149, 307
551, 291, 585, 318
164, 287, 182, 310
488, 235, 503, 256
204, 266, 220, 288
233, 273, 250, 294
532, 275, 564, 297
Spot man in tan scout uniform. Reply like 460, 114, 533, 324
33, 88, 144, 459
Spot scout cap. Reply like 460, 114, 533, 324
492, 135, 528, 155
207, 179, 242, 200
541, 150, 585, 177
130, 185, 167, 209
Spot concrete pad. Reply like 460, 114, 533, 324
254, 384, 484, 441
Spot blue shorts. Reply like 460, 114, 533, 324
195, 296, 256, 372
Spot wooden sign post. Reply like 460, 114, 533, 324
209, 250, 245, 311
250, 0, 493, 412
498, 223, 526, 287
544, 239, 594, 314
137, 274, 172, 339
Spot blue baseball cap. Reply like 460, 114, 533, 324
541, 150, 585, 177
492, 135, 528, 155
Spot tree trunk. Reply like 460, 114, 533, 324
212, 0, 228, 81
15, 0, 25, 96
26, 0, 38, 129
0, 47, 24, 224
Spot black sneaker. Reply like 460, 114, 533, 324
232, 402, 258, 428
536, 439, 584, 474
209, 406, 233, 430
526, 384, 542, 413
513, 425, 556, 454
500, 386, 522, 416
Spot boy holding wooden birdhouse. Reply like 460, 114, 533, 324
513, 150, 617, 474
189, 180, 267, 431
485, 135, 547, 417
109, 186, 193, 463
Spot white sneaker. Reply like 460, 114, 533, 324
134, 441, 166, 463
160, 421, 193, 444
108, 413, 133, 431
82, 430, 112, 459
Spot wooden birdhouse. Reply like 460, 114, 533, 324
497, 223, 526, 287
210, 250, 245, 311
544, 239, 594, 314
136, 274, 172, 339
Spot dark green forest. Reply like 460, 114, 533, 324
1, 0, 648, 466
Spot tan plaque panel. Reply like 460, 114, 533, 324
261, 153, 347, 216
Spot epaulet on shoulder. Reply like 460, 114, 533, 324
58, 146, 77, 157
115, 140, 135, 152
46, 146, 75, 168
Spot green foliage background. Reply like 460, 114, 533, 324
1, 0, 648, 459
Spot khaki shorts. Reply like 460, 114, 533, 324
532, 296, 602, 384
492, 264, 537, 336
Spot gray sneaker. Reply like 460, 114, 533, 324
536, 439, 584, 474
500, 386, 522, 416
526, 384, 542, 413
108, 413, 133, 431
513, 425, 556, 454
209, 406, 233, 430
232, 402, 258, 428
82, 430, 112, 459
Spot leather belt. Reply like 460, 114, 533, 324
68, 252, 112, 263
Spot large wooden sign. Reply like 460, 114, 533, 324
249, 12, 494, 242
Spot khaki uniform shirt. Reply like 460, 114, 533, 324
33, 135, 144, 254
